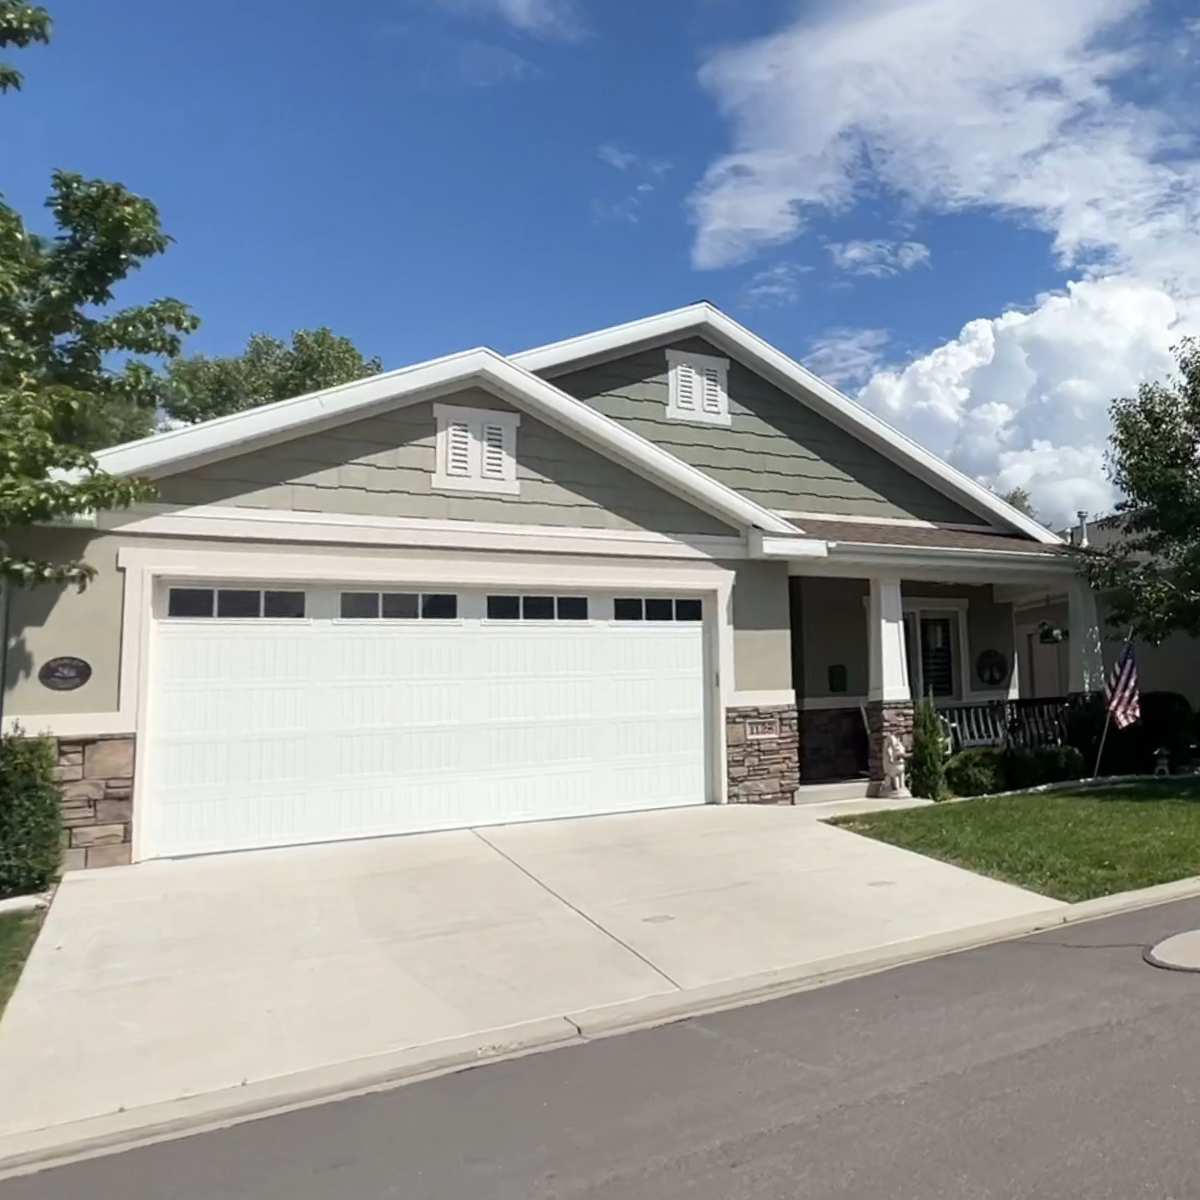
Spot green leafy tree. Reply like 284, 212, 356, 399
1, 5, 198, 586
909, 696, 948, 800
1084, 339, 1200, 643
1000, 486, 1038, 521
0, 1, 49, 93
164, 328, 382, 424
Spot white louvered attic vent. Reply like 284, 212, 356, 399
665, 350, 731, 426
480, 422, 507, 479
432, 403, 521, 495
445, 421, 474, 477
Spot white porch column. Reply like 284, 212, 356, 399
868, 576, 911, 702
1068, 576, 1105, 693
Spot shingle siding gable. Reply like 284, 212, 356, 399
550, 337, 989, 526
155, 388, 736, 537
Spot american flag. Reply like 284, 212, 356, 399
1105, 644, 1140, 729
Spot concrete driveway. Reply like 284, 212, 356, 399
0, 803, 1061, 1142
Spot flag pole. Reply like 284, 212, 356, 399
1092, 703, 1114, 780
1092, 625, 1134, 779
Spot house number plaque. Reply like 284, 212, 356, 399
746, 716, 781, 740
38, 656, 92, 692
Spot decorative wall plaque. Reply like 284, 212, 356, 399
746, 716, 781, 740
38, 656, 92, 692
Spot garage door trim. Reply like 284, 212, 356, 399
123, 545, 736, 861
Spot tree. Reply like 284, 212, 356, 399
163, 328, 382, 424
1, 5, 198, 587
0, 2, 49, 94
1083, 338, 1200, 644
909, 695, 948, 800
1000, 486, 1038, 521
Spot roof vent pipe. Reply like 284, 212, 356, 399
1072, 511, 1089, 549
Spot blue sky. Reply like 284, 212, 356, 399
7, 1, 1200, 526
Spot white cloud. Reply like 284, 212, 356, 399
597, 143, 638, 171
827, 239, 931, 277
691, 0, 1200, 524
741, 262, 812, 307
690, 0, 1200, 276
453, 40, 536, 85
856, 276, 1193, 526
593, 145, 673, 225
806, 327, 890, 388
434, 0, 586, 41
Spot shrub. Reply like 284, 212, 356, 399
909, 695, 948, 800
1065, 693, 1139, 775
0, 733, 63, 897
1006, 744, 1086, 790
945, 747, 1006, 797
1137, 691, 1193, 771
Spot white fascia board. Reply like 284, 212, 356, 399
748, 532, 829, 559
514, 304, 1062, 546
95, 348, 501, 478
92, 347, 796, 537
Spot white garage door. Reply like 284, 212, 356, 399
142, 584, 710, 858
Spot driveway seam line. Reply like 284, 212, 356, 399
470, 827, 683, 991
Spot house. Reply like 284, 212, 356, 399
2, 304, 1099, 869
1019, 513, 1200, 708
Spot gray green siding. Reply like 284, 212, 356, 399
156, 388, 734, 538
551, 338, 986, 525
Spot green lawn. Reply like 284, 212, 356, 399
833, 778, 1200, 902
0, 910, 44, 1017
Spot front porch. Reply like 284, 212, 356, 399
774, 531, 1098, 792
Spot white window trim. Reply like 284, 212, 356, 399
665, 350, 732, 428
901, 597, 969, 703
431, 403, 521, 496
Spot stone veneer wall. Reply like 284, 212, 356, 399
865, 701, 915, 785
54, 735, 136, 870
797, 706, 869, 782
726, 705, 800, 804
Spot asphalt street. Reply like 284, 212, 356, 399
9, 897, 1200, 1199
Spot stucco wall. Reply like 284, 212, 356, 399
790, 577, 1015, 703
723, 560, 793, 693
551, 338, 987, 525
5, 529, 126, 718
155, 388, 734, 538
1017, 597, 1200, 706
792, 577, 870, 700
4, 529, 780, 719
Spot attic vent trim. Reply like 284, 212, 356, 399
665, 350, 731, 427
432, 403, 521, 496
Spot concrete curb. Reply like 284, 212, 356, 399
3, 872, 1200, 1180
0, 892, 50, 917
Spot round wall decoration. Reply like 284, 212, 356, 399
975, 649, 1009, 688
38, 656, 92, 692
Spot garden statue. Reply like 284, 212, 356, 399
882, 731, 911, 797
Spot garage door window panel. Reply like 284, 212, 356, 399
338, 591, 457, 621
614, 597, 703, 623
167, 588, 216, 618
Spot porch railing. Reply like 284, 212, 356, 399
939, 697, 1072, 753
